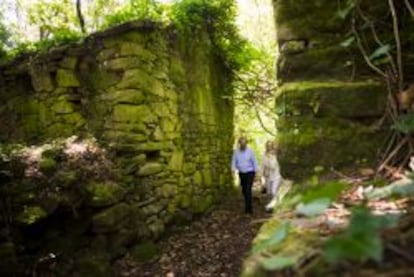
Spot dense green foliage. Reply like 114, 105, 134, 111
0, 0, 252, 74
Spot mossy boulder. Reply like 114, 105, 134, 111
38, 157, 57, 174
130, 241, 159, 262
92, 203, 131, 233
85, 182, 126, 207
16, 206, 47, 225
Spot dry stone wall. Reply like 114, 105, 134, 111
273, 0, 389, 178
0, 21, 234, 275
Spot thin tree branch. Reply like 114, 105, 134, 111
355, 1, 398, 79
351, 18, 387, 78
76, 0, 86, 34
253, 104, 277, 137
405, 0, 414, 17
388, 0, 404, 92
377, 136, 409, 173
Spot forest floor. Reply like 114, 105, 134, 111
112, 169, 414, 277
113, 187, 270, 277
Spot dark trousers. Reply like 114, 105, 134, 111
239, 171, 255, 213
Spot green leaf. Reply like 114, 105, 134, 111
369, 44, 391, 60
324, 233, 383, 263
296, 198, 330, 217
365, 178, 414, 200
260, 255, 298, 270
337, 3, 355, 19
252, 222, 290, 253
301, 181, 347, 203
394, 114, 414, 134
340, 36, 355, 48
348, 206, 398, 234
323, 206, 398, 263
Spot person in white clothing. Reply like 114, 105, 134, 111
260, 140, 282, 212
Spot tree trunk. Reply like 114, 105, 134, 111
76, 0, 86, 34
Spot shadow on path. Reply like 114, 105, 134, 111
114, 189, 269, 277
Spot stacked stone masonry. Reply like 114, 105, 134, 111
274, 0, 390, 178
0, 21, 234, 275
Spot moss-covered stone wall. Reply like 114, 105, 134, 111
0, 21, 234, 275
274, 0, 389, 178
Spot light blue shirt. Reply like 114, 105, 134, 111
231, 147, 259, 173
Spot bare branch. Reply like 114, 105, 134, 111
405, 0, 414, 17
388, 0, 404, 91
76, 0, 86, 34
351, 17, 387, 78
355, 2, 398, 77
253, 105, 277, 137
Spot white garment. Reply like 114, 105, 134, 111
260, 153, 282, 197
260, 153, 282, 211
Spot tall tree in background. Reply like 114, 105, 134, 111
26, 0, 78, 40
76, 0, 86, 34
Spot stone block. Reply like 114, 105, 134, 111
112, 104, 157, 123
56, 69, 80, 87
168, 150, 184, 171
85, 182, 126, 207
137, 162, 163, 176
92, 203, 131, 233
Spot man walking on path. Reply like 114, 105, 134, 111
231, 137, 259, 214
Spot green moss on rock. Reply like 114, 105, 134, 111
193, 194, 213, 213
137, 162, 163, 176
92, 203, 131, 233
130, 241, 159, 262
85, 182, 126, 207
168, 150, 183, 171
39, 157, 57, 174
56, 69, 80, 87
112, 104, 157, 123
278, 81, 386, 118
16, 206, 47, 225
